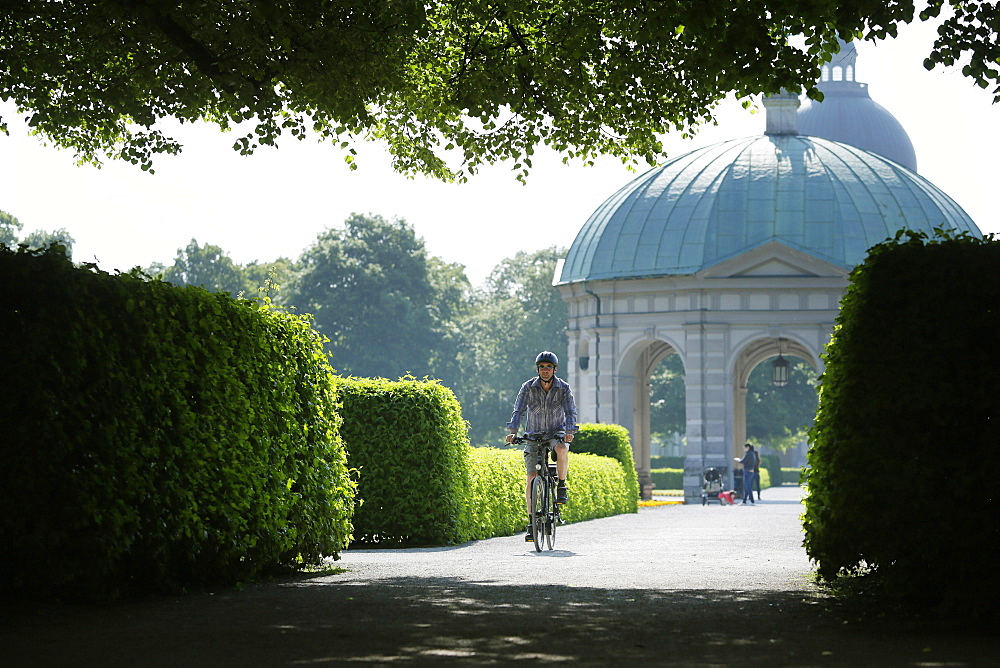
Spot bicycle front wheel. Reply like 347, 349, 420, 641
531, 475, 545, 553
545, 479, 557, 550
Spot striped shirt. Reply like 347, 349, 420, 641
506, 376, 578, 437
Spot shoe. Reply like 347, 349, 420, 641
525, 524, 534, 542
556, 483, 568, 505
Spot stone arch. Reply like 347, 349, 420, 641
729, 334, 824, 461
617, 336, 686, 497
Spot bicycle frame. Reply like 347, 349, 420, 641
513, 435, 563, 551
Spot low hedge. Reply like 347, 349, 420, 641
464, 446, 526, 540
571, 423, 639, 510
337, 377, 471, 546
337, 381, 639, 546
0, 244, 354, 598
652, 467, 771, 492
464, 447, 635, 539
781, 467, 805, 484
650, 455, 685, 469
650, 468, 683, 490
759, 453, 782, 486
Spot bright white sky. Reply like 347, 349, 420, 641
1, 19, 997, 287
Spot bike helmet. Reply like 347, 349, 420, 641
535, 351, 558, 367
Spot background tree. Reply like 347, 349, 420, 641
425, 255, 474, 388
1, 211, 23, 246
1, 210, 75, 257
286, 213, 447, 379
455, 247, 568, 444
649, 354, 686, 447
7, 2, 997, 179
150, 239, 251, 297
148, 240, 293, 301
746, 358, 819, 452
243, 257, 296, 303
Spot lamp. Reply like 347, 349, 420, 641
771, 355, 789, 387
771, 338, 789, 387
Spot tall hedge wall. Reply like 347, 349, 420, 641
572, 422, 639, 511
0, 245, 354, 598
803, 230, 1000, 613
336, 377, 471, 546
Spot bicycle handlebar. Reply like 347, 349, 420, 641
508, 434, 565, 446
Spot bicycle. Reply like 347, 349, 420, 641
512, 435, 564, 552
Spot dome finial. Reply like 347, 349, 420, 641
764, 91, 801, 136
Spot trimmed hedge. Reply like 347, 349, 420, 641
759, 453, 782, 486
559, 452, 637, 521
0, 244, 354, 598
653, 468, 771, 492
650, 468, 683, 490
572, 422, 640, 510
337, 377, 471, 546
781, 467, 805, 484
650, 455, 685, 469
335, 379, 640, 546
804, 230, 1000, 614
464, 447, 636, 539
464, 446, 526, 540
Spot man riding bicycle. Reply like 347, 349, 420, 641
506, 351, 578, 542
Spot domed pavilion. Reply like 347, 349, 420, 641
555, 48, 981, 501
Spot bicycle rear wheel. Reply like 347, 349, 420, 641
545, 478, 557, 550
530, 475, 545, 553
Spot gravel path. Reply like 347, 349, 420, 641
3, 486, 997, 666
339, 485, 813, 592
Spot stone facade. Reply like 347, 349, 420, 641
556, 240, 848, 502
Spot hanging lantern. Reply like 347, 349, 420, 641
771, 354, 789, 387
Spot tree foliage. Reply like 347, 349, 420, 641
650, 354, 685, 440
151, 239, 249, 297
286, 213, 468, 380
5, 1, 996, 179
0, 211, 22, 247
146, 232, 566, 442
0, 210, 75, 257
148, 238, 292, 301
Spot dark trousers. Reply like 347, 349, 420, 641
742, 471, 756, 502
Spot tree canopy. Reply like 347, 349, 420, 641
1, 210, 76, 257
3, 1, 996, 180
286, 213, 467, 380
147, 239, 292, 300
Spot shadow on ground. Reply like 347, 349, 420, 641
3, 575, 997, 666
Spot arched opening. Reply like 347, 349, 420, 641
649, 353, 686, 463
745, 355, 819, 474
624, 339, 683, 498
731, 337, 821, 470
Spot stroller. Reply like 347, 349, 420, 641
701, 467, 727, 505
